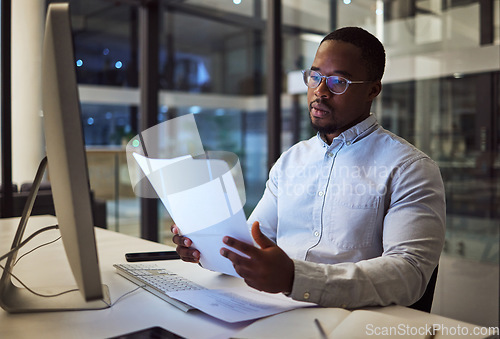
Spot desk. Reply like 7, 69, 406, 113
0, 216, 490, 339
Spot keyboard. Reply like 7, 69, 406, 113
113, 263, 206, 312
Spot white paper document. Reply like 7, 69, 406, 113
131, 152, 253, 277
166, 287, 314, 323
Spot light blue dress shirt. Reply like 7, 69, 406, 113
248, 114, 446, 308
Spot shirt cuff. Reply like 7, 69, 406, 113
288, 259, 348, 308
288, 259, 324, 303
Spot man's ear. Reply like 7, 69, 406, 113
368, 80, 382, 101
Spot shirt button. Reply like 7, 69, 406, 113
318, 191, 324, 197
314, 231, 319, 237
303, 292, 310, 300
346, 141, 351, 146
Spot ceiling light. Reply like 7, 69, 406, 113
300, 33, 323, 44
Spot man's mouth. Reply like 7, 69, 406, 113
310, 105, 330, 118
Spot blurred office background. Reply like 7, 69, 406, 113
2, 0, 498, 328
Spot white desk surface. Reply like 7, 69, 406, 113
0, 216, 488, 339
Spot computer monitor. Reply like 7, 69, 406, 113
0, 3, 110, 312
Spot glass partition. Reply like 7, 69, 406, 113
378, 74, 499, 266
61, 0, 270, 242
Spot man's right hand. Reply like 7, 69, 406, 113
171, 224, 200, 263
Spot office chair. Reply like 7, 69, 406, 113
409, 266, 439, 313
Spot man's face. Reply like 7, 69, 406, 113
307, 40, 381, 143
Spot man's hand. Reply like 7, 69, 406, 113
171, 224, 200, 263
220, 221, 294, 294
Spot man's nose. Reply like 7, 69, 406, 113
314, 78, 332, 98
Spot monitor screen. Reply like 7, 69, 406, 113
0, 2, 109, 312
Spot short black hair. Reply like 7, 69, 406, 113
321, 27, 386, 81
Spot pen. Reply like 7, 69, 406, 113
424, 327, 439, 339
314, 318, 328, 339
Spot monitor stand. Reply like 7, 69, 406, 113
0, 157, 110, 313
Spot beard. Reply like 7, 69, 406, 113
310, 118, 338, 135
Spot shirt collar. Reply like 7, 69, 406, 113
316, 114, 378, 147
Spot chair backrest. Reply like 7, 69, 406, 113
409, 266, 439, 313
0, 184, 19, 193
20, 181, 52, 192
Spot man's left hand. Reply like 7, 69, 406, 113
220, 221, 294, 294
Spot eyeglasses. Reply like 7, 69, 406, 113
302, 69, 372, 95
